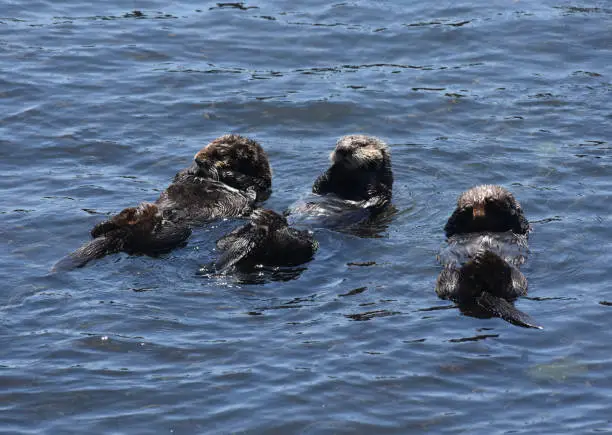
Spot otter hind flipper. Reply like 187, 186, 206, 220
53, 237, 118, 271
476, 292, 542, 330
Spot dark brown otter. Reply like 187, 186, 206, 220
176, 134, 271, 202
56, 135, 272, 270
436, 250, 540, 329
155, 134, 272, 225
215, 209, 318, 272
53, 202, 191, 270
437, 185, 540, 329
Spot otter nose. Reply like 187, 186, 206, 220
472, 203, 486, 219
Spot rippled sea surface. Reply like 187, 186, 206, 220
2, 1, 611, 433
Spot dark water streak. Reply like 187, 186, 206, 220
1, 0, 612, 434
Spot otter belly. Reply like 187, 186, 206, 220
287, 194, 373, 230
438, 231, 529, 267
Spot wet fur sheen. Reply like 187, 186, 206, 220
215, 209, 317, 272
155, 134, 272, 225
287, 135, 394, 234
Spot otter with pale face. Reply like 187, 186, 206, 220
287, 135, 394, 235
437, 185, 540, 329
444, 184, 529, 237
313, 135, 393, 207
54, 202, 191, 270
215, 209, 317, 272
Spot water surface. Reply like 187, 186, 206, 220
1, 1, 611, 433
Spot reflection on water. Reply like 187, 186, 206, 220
198, 262, 309, 284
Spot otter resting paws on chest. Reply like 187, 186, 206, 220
436, 185, 540, 329
288, 135, 394, 234
215, 209, 318, 273
313, 134, 393, 208
155, 134, 272, 225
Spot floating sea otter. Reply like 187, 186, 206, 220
55, 134, 272, 269
436, 185, 541, 329
53, 202, 191, 270
288, 135, 394, 234
156, 134, 272, 225
215, 209, 317, 273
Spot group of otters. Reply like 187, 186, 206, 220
55, 134, 540, 329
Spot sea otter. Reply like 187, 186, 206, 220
175, 134, 271, 202
288, 135, 393, 233
215, 209, 318, 272
436, 185, 540, 329
440, 184, 530, 266
56, 134, 272, 269
156, 134, 272, 225
53, 202, 191, 270
313, 135, 392, 206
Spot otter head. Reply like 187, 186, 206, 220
91, 203, 161, 239
193, 134, 272, 195
113, 203, 161, 234
444, 185, 529, 237
250, 209, 288, 232
330, 135, 389, 171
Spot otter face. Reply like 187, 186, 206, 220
457, 185, 520, 221
91, 203, 161, 239
330, 135, 388, 170
445, 185, 529, 236
114, 203, 161, 233
250, 208, 288, 231
193, 134, 272, 184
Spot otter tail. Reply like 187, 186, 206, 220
52, 237, 117, 271
476, 292, 542, 330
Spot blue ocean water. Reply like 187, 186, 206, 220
1, 1, 611, 433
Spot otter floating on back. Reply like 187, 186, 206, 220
55, 134, 272, 270
53, 202, 191, 271
214, 209, 317, 273
288, 135, 394, 234
156, 134, 272, 225
436, 185, 540, 329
